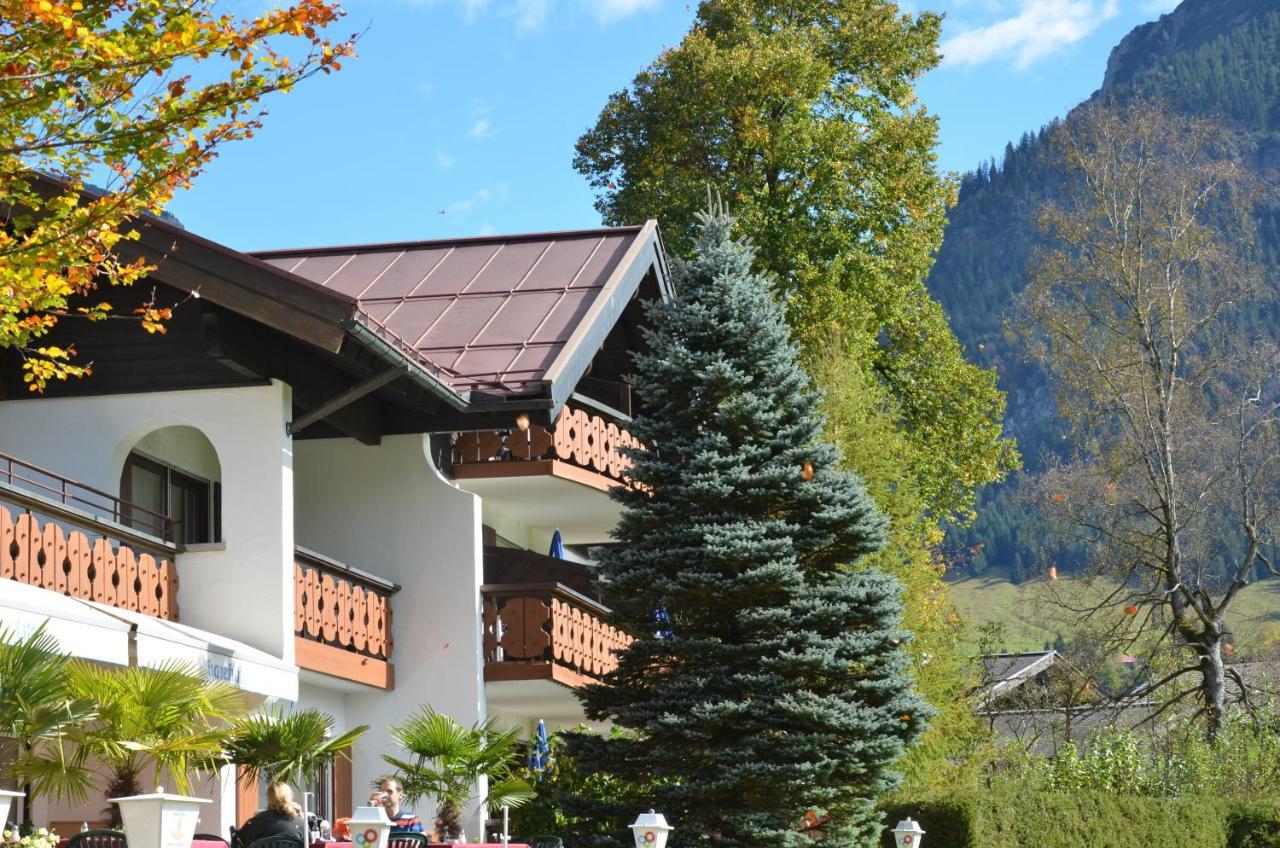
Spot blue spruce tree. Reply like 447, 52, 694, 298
568, 212, 932, 847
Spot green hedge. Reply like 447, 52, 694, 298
879, 792, 1280, 848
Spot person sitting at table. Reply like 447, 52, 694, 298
369, 779, 424, 833
236, 781, 307, 847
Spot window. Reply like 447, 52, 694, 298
120, 452, 220, 544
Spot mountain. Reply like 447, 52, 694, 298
929, 0, 1280, 581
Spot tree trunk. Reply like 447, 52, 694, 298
1199, 637, 1227, 739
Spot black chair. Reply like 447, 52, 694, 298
529, 837, 564, 848
67, 830, 127, 848
387, 834, 428, 848
247, 837, 306, 848
195, 836, 230, 846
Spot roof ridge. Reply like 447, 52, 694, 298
250, 224, 647, 258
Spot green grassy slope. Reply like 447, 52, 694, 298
948, 572, 1280, 654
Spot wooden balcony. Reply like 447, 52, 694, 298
482, 582, 632, 689
0, 452, 179, 619
293, 547, 398, 689
451, 402, 644, 494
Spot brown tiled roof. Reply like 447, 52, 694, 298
254, 224, 659, 399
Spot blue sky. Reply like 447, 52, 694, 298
173, 0, 1182, 251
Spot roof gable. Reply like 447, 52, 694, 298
254, 221, 669, 413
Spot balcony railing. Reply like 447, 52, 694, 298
452, 402, 645, 490
481, 582, 632, 685
1, 451, 175, 541
294, 547, 397, 662
0, 460, 179, 619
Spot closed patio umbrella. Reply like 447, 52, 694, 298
529, 718, 551, 779
548, 529, 565, 560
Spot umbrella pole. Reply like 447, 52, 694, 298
502, 806, 509, 848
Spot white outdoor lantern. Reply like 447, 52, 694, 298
0, 789, 24, 832
891, 818, 925, 848
110, 787, 210, 848
629, 810, 673, 848
348, 805, 393, 848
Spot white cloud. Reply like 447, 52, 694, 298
405, 0, 657, 31
941, 0, 1119, 69
447, 187, 493, 216
593, 0, 660, 24
468, 118, 494, 139
435, 150, 455, 169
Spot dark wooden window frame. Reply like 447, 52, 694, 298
120, 450, 221, 544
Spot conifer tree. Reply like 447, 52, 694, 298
569, 213, 931, 848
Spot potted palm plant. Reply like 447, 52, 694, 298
0, 623, 95, 828
382, 708, 533, 842
16, 659, 245, 825
223, 706, 368, 823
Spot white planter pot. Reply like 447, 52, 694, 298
0, 789, 24, 832
110, 790, 210, 848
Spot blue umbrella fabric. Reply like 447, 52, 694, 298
548, 529, 565, 560
653, 600, 675, 640
529, 718, 551, 779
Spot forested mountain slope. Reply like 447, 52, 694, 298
931, 0, 1280, 581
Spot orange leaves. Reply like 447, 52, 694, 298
1124, 604, 1139, 616
0, 0, 353, 390
135, 304, 172, 334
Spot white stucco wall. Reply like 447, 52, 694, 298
0, 382, 296, 660
132, 425, 222, 484
292, 434, 485, 833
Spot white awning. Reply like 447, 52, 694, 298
91, 604, 299, 703
0, 580, 132, 666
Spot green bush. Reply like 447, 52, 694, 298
879, 791, 1280, 848
878, 798, 977, 848
1226, 803, 1280, 848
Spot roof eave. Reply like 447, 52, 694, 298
540, 219, 670, 418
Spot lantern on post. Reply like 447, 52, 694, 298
348, 805, 393, 848
891, 818, 925, 848
629, 810, 673, 848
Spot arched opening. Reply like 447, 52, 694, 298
119, 425, 222, 544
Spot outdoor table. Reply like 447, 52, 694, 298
58, 840, 228, 848
313, 842, 530, 848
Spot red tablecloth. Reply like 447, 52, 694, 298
313, 842, 529, 848
59, 841, 228, 848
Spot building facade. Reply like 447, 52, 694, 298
0, 213, 670, 838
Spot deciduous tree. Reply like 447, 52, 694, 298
0, 0, 354, 388
1019, 99, 1273, 737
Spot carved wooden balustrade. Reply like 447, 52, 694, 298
0, 463, 179, 619
452, 403, 645, 490
482, 582, 632, 686
294, 548, 397, 662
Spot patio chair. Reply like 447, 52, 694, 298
387, 834, 428, 848
67, 830, 127, 848
529, 837, 563, 848
247, 836, 306, 848
195, 835, 231, 846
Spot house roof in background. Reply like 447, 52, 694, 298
253, 222, 667, 405
978, 651, 1061, 705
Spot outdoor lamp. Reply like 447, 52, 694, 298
111, 786, 210, 848
891, 818, 925, 848
348, 805, 393, 848
515, 413, 531, 432
630, 810, 673, 848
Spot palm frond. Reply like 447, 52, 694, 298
225, 707, 367, 787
